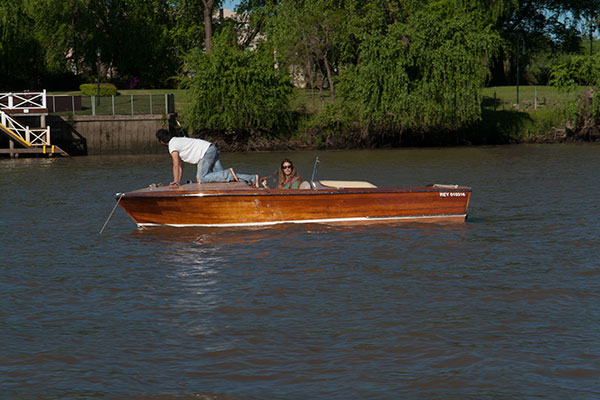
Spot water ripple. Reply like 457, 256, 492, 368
2, 147, 600, 399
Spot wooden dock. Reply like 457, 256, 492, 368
0, 145, 68, 157
0, 90, 69, 158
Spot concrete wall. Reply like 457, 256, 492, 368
48, 114, 176, 155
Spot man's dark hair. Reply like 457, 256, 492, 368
156, 129, 175, 143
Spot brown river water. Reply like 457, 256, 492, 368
1, 144, 599, 399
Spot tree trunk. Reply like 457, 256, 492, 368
305, 60, 315, 108
323, 53, 335, 102
318, 72, 324, 109
202, 0, 215, 52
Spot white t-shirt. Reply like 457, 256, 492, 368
168, 137, 211, 164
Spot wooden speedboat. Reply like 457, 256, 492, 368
116, 180, 471, 228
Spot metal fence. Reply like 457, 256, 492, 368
47, 93, 175, 116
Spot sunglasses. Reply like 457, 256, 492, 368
282, 165, 292, 169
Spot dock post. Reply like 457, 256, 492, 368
9, 140, 17, 159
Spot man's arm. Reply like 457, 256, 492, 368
170, 151, 183, 188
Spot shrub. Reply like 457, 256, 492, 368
180, 27, 293, 134
79, 83, 118, 96
549, 53, 600, 89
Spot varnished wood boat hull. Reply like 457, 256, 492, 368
117, 182, 471, 227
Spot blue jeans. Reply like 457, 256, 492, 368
235, 172, 256, 185
197, 146, 256, 185
197, 145, 233, 183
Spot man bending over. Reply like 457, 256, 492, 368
156, 129, 257, 189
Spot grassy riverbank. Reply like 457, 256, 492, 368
50, 85, 594, 148
476, 86, 591, 144
284, 85, 593, 147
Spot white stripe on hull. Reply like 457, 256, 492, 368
136, 213, 468, 228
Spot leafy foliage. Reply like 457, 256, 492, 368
3, 0, 600, 141
0, 0, 44, 89
265, 0, 344, 101
181, 28, 293, 133
80, 83, 118, 96
168, 0, 207, 57
339, 5, 500, 130
549, 53, 600, 89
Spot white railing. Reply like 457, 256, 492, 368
0, 90, 47, 112
0, 110, 50, 146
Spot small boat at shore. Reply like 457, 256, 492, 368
116, 180, 471, 228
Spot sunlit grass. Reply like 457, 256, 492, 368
481, 85, 586, 112
49, 86, 588, 142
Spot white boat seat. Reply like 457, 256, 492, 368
432, 184, 460, 189
319, 180, 377, 188
299, 181, 311, 189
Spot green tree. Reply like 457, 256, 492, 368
201, 0, 221, 52
549, 53, 600, 88
181, 27, 293, 133
170, 0, 223, 53
486, 0, 600, 85
339, 4, 500, 131
5, 0, 183, 89
234, 0, 275, 49
168, 0, 206, 57
27, 0, 92, 77
71, 0, 177, 87
266, 0, 345, 104
0, 0, 43, 89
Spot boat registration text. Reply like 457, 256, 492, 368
439, 192, 466, 197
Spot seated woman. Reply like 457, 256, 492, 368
261, 158, 303, 189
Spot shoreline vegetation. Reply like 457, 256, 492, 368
9, 1, 600, 153
51, 85, 600, 152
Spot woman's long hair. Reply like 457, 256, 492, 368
278, 158, 302, 187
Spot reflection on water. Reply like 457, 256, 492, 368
1, 145, 600, 399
